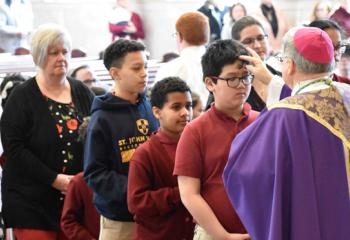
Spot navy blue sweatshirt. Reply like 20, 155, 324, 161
84, 93, 159, 221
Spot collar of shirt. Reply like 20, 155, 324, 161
291, 75, 331, 96
157, 130, 179, 145
211, 103, 251, 123
180, 46, 206, 59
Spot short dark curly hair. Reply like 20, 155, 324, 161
201, 39, 248, 81
1, 73, 27, 109
103, 39, 145, 70
151, 77, 191, 109
309, 19, 343, 34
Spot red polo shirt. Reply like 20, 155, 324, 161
174, 104, 258, 233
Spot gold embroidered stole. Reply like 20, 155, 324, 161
268, 87, 350, 194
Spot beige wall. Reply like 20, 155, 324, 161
31, 0, 339, 60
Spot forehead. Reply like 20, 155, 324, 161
232, 4, 244, 11
164, 91, 192, 103
323, 28, 341, 44
121, 51, 147, 66
240, 25, 265, 39
220, 60, 246, 75
76, 68, 93, 77
48, 42, 68, 51
316, 3, 328, 9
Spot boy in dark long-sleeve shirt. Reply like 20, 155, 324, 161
61, 172, 99, 240
128, 77, 194, 240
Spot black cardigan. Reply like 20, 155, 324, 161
1, 77, 94, 230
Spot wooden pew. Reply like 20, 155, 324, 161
0, 55, 163, 90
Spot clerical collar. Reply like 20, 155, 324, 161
292, 76, 332, 96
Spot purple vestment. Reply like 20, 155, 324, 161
280, 84, 291, 100
223, 87, 350, 240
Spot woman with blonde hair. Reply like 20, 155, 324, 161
1, 24, 94, 240
311, 1, 332, 21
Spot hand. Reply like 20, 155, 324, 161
223, 233, 251, 240
124, 22, 136, 33
52, 174, 73, 194
239, 47, 273, 86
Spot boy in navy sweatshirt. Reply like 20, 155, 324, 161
84, 39, 159, 240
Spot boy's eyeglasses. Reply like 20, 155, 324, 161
210, 74, 254, 88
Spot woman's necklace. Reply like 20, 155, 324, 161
295, 78, 332, 95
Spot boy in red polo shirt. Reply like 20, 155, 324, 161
127, 77, 194, 239
174, 39, 258, 240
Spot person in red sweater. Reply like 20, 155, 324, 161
61, 172, 100, 240
174, 39, 258, 240
127, 77, 194, 240
108, 0, 145, 41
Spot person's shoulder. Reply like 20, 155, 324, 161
185, 110, 210, 132
249, 110, 260, 121
158, 58, 182, 70
156, 58, 184, 79
131, 134, 155, 162
68, 77, 92, 92
266, 98, 306, 120
138, 94, 152, 106
331, 7, 346, 17
7, 77, 34, 98
198, 5, 209, 13
333, 73, 350, 84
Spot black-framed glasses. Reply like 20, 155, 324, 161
334, 41, 347, 55
241, 34, 268, 45
211, 74, 254, 88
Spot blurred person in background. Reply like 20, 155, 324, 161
330, 0, 350, 37
221, 3, 247, 40
156, 11, 210, 106
252, 0, 289, 53
198, 0, 224, 42
70, 65, 107, 95
191, 91, 203, 119
337, 45, 350, 78
0, 0, 33, 53
0, 73, 26, 240
309, 19, 350, 84
108, 0, 145, 42
310, 1, 332, 22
